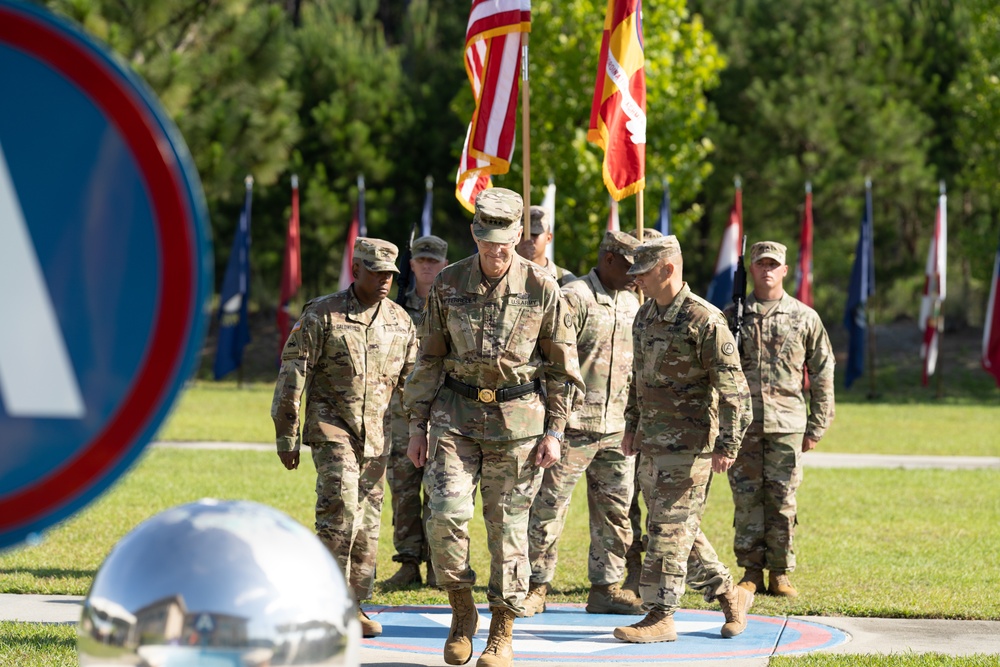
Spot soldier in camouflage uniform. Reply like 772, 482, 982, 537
516, 205, 576, 286
404, 188, 584, 667
524, 230, 643, 617
384, 235, 449, 589
272, 237, 417, 640
613, 235, 754, 644
725, 241, 835, 598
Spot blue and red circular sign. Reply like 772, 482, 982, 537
0, 1, 211, 548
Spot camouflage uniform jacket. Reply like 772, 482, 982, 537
401, 288, 426, 327
272, 286, 417, 456
538, 259, 577, 287
624, 283, 752, 459
725, 292, 835, 439
403, 253, 585, 440
561, 269, 639, 434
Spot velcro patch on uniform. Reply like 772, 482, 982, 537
291, 320, 302, 332
444, 297, 476, 305
331, 324, 362, 331
508, 297, 540, 307
281, 334, 305, 361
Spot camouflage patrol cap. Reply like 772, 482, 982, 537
411, 235, 448, 261
472, 188, 523, 244
627, 235, 682, 275
750, 241, 787, 265
599, 229, 641, 259
628, 227, 663, 240
529, 205, 550, 234
353, 237, 400, 273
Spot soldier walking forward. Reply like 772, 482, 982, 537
725, 241, 835, 597
615, 236, 754, 644
271, 238, 417, 639
404, 188, 584, 667
524, 230, 643, 617
384, 235, 450, 589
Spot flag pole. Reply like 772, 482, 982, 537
238, 174, 253, 389
636, 191, 644, 241
520, 32, 532, 237
865, 177, 877, 400
936, 179, 946, 399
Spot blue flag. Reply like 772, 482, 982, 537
706, 201, 742, 309
213, 181, 253, 380
843, 182, 876, 388
657, 180, 671, 236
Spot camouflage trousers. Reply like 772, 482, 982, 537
387, 392, 430, 565
628, 452, 646, 555
639, 452, 733, 612
311, 441, 387, 602
424, 429, 544, 616
728, 422, 803, 572
528, 429, 635, 586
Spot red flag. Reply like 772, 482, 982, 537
920, 187, 947, 385
338, 205, 360, 291
277, 176, 301, 351
588, 0, 646, 201
795, 184, 814, 307
983, 236, 1000, 387
607, 197, 620, 231
455, 0, 531, 212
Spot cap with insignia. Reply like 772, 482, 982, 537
599, 229, 641, 260
472, 188, 523, 244
628, 227, 663, 240
411, 235, 448, 262
529, 205, 550, 235
627, 235, 682, 275
750, 241, 787, 265
354, 237, 400, 273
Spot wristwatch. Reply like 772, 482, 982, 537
545, 429, 564, 442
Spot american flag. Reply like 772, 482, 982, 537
455, 0, 531, 212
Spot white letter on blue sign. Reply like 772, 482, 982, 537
0, 140, 85, 418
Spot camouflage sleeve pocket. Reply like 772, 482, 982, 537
281, 326, 306, 361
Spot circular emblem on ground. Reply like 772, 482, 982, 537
0, 3, 210, 549
362, 603, 848, 662
722, 342, 736, 356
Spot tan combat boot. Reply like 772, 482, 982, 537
768, 571, 799, 597
585, 583, 644, 615
358, 609, 382, 638
622, 546, 643, 597
476, 607, 515, 667
444, 588, 479, 665
522, 581, 548, 617
613, 610, 676, 643
717, 585, 754, 638
737, 567, 766, 594
383, 561, 422, 589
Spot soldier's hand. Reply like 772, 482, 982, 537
408, 434, 429, 468
621, 431, 637, 456
278, 450, 300, 471
802, 436, 819, 452
711, 453, 735, 474
536, 435, 561, 468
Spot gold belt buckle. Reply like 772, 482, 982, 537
477, 388, 496, 403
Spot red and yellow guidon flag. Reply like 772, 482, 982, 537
456, 0, 531, 212
588, 0, 646, 201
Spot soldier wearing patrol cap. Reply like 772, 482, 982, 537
724, 240, 835, 598
272, 236, 417, 640
516, 205, 576, 286
523, 229, 644, 618
613, 235, 754, 644
384, 234, 449, 589
404, 188, 584, 667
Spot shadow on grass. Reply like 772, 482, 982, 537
0, 566, 95, 580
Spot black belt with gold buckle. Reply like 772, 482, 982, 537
444, 375, 540, 404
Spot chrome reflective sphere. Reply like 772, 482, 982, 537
78, 499, 359, 666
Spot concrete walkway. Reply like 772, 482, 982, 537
155, 441, 1000, 470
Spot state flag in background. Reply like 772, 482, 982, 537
795, 183, 814, 307
338, 177, 366, 291
277, 175, 301, 355
656, 179, 671, 236
919, 185, 947, 385
455, 0, 531, 211
706, 184, 742, 309
213, 177, 253, 380
982, 233, 1000, 387
843, 181, 876, 389
588, 0, 646, 201
607, 196, 620, 232
542, 179, 556, 264
420, 176, 433, 237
